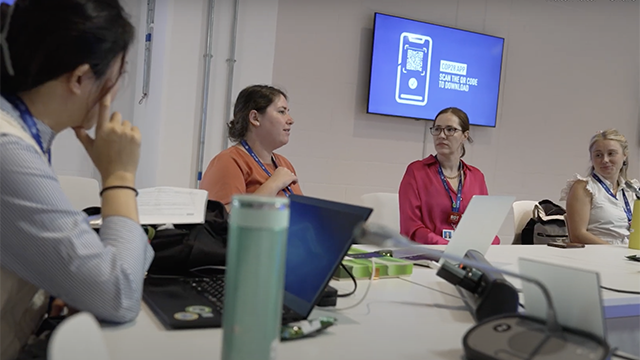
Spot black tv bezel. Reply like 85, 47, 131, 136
366, 12, 506, 128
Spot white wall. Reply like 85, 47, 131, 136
271, 0, 640, 241
50, 0, 639, 242
139, 0, 281, 189
52, 0, 142, 181
202, 0, 281, 177
51, 0, 280, 189
123, 0, 282, 189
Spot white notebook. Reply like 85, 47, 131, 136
137, 187, 209, 225
88, 187, 209, 228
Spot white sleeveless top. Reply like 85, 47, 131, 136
561, 173, 639, 245
0, 108, 49, 360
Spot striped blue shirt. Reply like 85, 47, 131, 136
0, 97, 154, 323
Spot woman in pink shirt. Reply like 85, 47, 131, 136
399, 107, 499, 245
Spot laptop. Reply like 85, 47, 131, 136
143, 194, 373, 329
393, 195, 515, 265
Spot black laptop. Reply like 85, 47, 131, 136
143, 194, 373, 329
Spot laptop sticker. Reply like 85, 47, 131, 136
185, 305, 212, 314
173, 312, 199, 321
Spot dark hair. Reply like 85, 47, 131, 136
0, 0, 134, 95
228, 85, 288, 143
434, 107, 474, 157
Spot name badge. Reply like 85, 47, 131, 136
442, 229, 454, 240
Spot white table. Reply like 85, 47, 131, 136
102, 245, 640, 359
102, 276, 474, 359
403, 244, 640, 356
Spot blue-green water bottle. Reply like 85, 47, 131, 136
222, 195, 290, 360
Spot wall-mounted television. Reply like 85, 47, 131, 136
367, 13, 505, 127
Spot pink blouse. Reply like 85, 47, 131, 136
399, 155, 500, 245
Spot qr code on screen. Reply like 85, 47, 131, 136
407, 49, 423, 71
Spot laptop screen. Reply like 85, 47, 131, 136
283, 195, 372, 317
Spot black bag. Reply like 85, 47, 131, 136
520, 199, 568, 245
147, 200, 229, 276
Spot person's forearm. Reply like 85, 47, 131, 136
55, 217, 152, 323
93, 217, 154, 322
101, 172, 139, 222
571, 230, 609, 244
0, 138, 150, 324
224, 181, 279, 212
253, 180, 280, 197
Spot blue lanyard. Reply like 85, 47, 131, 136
240, 139, 293, 197
592, 173, 632, 223
5, 95, 51, 164
436, 159, 463, 213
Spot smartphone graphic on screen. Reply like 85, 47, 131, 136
395, 32, 432, 106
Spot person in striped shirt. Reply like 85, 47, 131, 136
0, 1, 153, 358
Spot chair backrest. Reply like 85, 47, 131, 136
512, 200, 538, 244
360, 193, 400, 233
48, 312, 110, 360
58, 175, 100, 211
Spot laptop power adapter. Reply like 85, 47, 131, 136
316, 285, 338, 307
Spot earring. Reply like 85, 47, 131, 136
623, 160, 628, 166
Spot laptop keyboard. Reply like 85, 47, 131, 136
183, 277, 225, 312
181, 277, 299, 320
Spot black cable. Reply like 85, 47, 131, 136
601, 285, 640, 295
337, 262, 357, 298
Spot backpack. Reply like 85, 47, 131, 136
520, 200, 568, 245
146, 200, 229, 276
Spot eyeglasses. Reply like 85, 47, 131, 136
430, 126, 461, 136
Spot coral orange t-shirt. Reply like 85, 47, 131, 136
200, 145, 303, 206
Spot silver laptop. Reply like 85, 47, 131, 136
394, 195, 514, 266
440, 195, 515, 263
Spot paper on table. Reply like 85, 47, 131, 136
137, 187, 209, 225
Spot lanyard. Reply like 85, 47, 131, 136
436, 159, 463, 213
5, 95, 51, 164
240, 139, 293, 197
592, 173, 632, 223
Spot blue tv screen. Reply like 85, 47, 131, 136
367, 13, 505, 127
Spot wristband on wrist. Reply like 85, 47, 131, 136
100, 185, 139, 197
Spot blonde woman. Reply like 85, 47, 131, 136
561, 129, 639, 245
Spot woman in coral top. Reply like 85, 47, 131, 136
200, 85, 302, 209
398, 107, 498, 245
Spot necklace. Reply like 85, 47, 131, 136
444, 171, 460, 180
